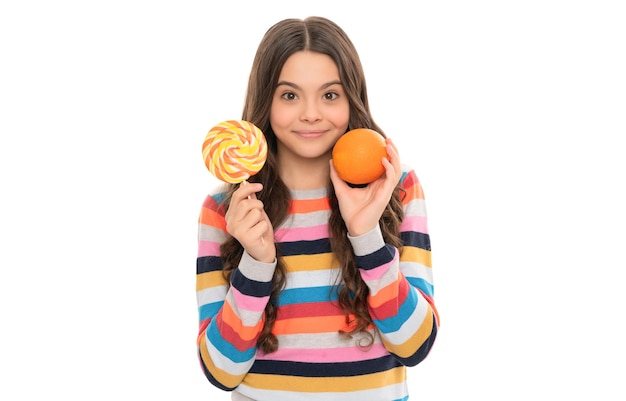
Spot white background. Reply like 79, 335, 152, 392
1, 0, 625, 399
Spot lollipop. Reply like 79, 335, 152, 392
202, 120, 267, 183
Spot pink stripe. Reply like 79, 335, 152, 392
198, 240, 221, 257
361, 252, 398, 282
275, 224, 328, 242
256, 342, 390, 362
231, 286, 269, 313
399, 215, 428, 234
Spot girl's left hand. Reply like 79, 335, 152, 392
329, 138, 402, 236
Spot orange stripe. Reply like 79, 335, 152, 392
402, 183, 424, 204
272, 315, 349, 335
368, 281, 399, 308
289, 197, 330, 214
221, 301, 264, 341
199, 207, 226, 230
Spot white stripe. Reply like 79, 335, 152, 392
400, 261, 434, 285
235, 381, 408, 401
289, 187, 327, 200
277, 210, 330, 229
198, 223, 227, 242
366, 262, 399, 295
225, 290, 266, 325
275, 330, 381, 350
205, 331, 254, 375
379, 290, 430, 345
197, 285, 228, 307
284, 268, 342, 289
403, 198, 427, 217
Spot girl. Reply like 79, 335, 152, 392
196, 16, 438, 401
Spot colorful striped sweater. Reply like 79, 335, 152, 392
196, 167, 438, 401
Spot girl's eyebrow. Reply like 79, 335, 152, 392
276, 80, 343, 90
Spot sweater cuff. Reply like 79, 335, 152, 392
238, 250, 276, 283
348, 224, 385, 256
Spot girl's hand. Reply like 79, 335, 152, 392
224, 182, 276, 263
329, 138, 402, 237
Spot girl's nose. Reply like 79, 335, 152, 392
300, 100, 322, 123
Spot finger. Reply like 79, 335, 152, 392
385, 139, 400, 166
235, 207, 260, 233
384, 141, 401, 179
233, 207, 271, 248
234, 181, 263, 202
380, 155, 400, 191
241, 180, 259, 201
386, 137, 399, 156
381, 156, 395, 178
236, 199, 266, 225
227, 206, 263, 239
248, 218, 270, 244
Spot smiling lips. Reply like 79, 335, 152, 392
294, 130, 326, 139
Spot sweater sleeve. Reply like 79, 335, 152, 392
196, 192, 276, 390
348, 167, 439, 366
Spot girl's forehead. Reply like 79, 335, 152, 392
278, 51, 340, 84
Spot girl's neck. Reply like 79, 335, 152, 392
278, 154, 330, 191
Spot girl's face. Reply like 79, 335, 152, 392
270, 51, 350, 165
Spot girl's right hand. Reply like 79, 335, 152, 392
224, 182, 276, 263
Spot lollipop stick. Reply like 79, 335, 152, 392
242, 180, 265, 245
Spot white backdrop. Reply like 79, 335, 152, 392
1, 1, 625, 399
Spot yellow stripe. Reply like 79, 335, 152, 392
400, 246, 431, 268
196, 271, 227, 291
243, 366, 406, 392
198, 335, 245, 388
382, 308, 434, 358
283, 253, 338, 272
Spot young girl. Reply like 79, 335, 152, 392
196, 16, 438, 401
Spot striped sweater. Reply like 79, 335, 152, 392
196, 167, 438, 401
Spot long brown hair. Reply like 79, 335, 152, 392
219, 16, 405, 353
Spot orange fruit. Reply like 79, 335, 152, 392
332, 128, 387, 185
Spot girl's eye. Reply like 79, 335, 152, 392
324, 92, 339, 100
281, 92, 298, 101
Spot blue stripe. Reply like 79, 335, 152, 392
399, 170, 408, 183
277, 286, 339, 306
212, 192, 226, 205
199, 301, 223, 322
406, 277, 434, 298
373, 287, 418, 334
207, 320, 256, 363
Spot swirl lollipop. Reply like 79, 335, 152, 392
202, 120, 267, 183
